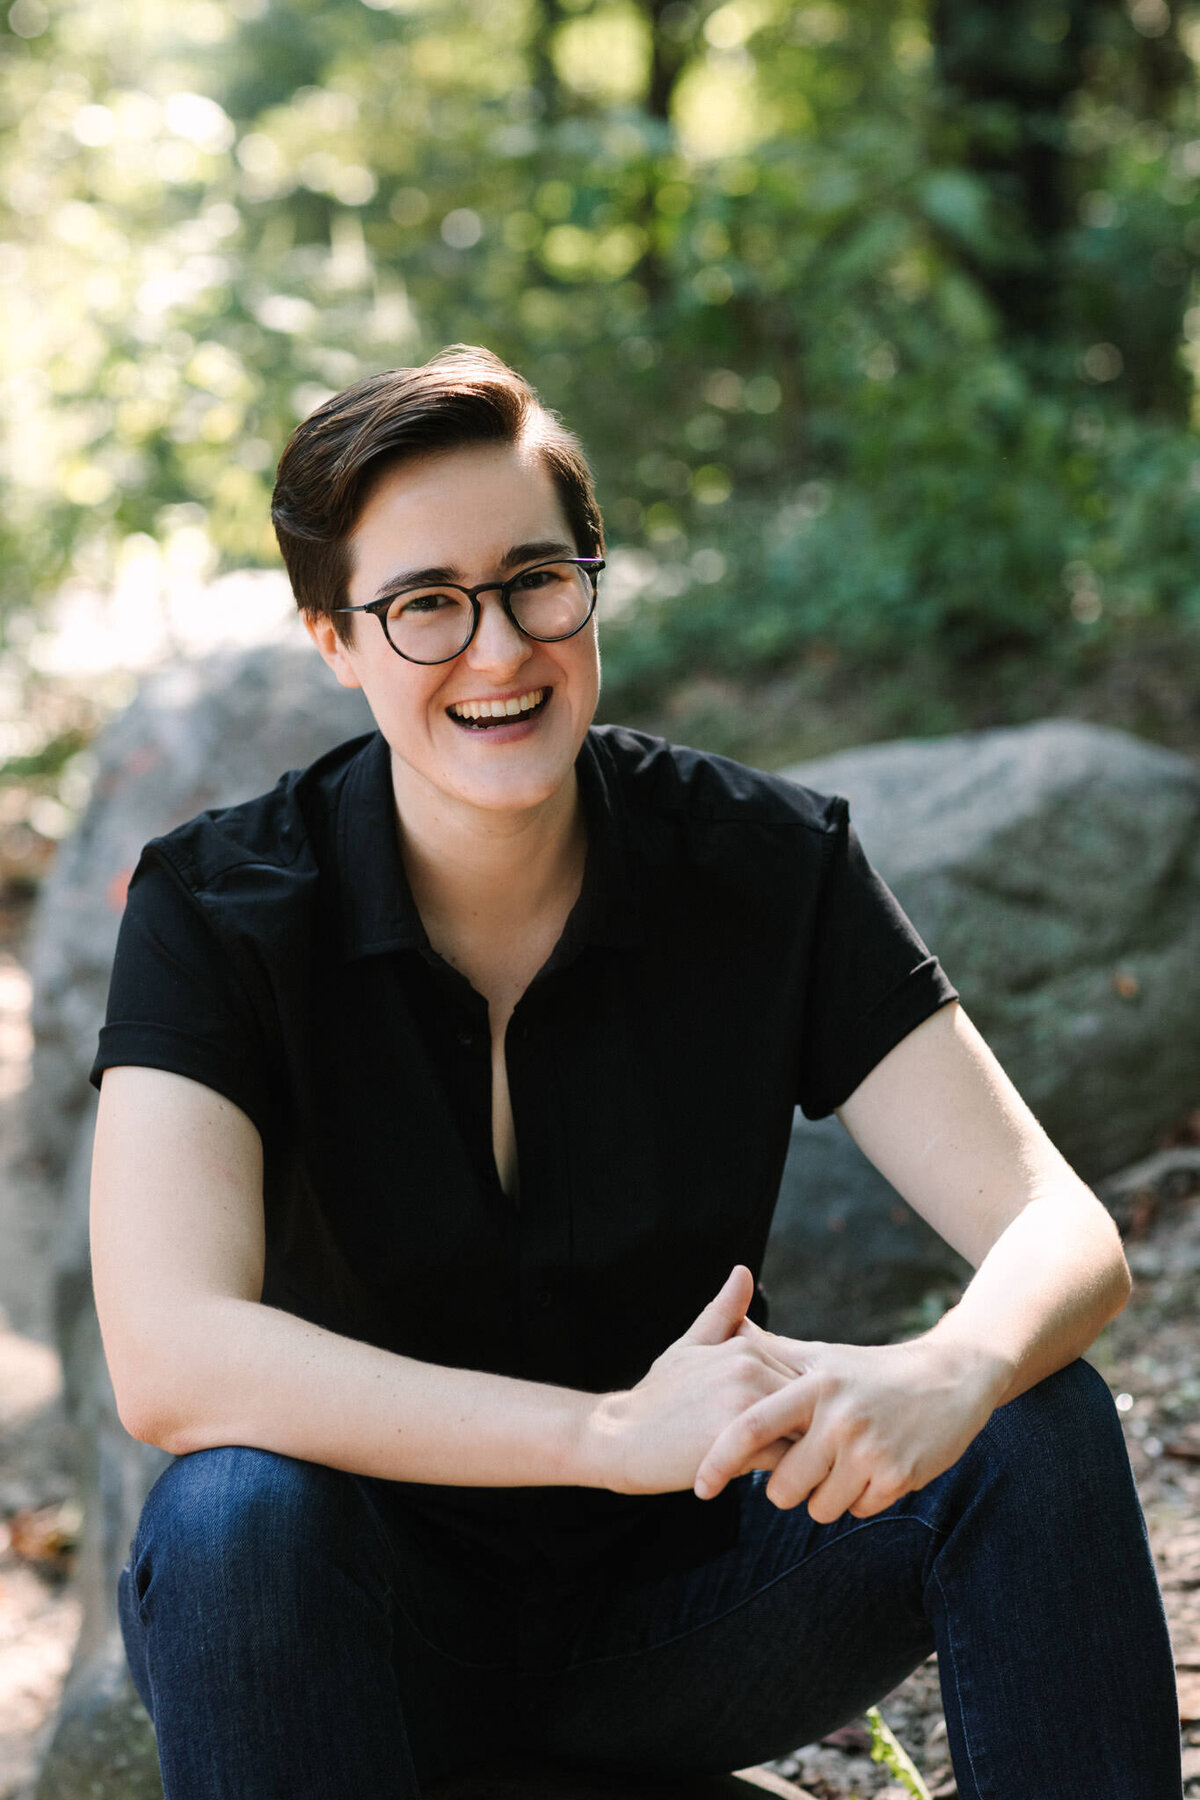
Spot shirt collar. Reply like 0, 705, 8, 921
335, 730, 426, 959
335, 728, 643, 963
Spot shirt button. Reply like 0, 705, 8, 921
457, 1030, 475, 1048
536, 1284, 553, 1310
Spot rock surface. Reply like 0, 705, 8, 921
762, 719, 1200, 1343
31, 1633, 162, 1800
781, 719, 1200, 1179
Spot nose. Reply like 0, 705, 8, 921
462, 593, 532, 676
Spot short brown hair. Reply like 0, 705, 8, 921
271, 344, 605, 640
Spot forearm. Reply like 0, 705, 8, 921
132, 1296, 603, 1488
924, 1185, 1132, 1408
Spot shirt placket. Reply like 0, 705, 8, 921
506, 975, 580, 1385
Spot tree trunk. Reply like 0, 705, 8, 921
530, 0, 569, 122
928, 0, 1115, 335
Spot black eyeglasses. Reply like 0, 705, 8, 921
333, 556, 605, 665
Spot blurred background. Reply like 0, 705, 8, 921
3, 0, 1200, 875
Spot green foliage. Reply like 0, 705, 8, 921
599, 352, 1200, 690
866, 1704, 933, 1799
2, 0, 1200, 696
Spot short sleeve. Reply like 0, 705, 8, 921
89, 847, 283, 1143
796, 799, 958, 1120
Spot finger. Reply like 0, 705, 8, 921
763, 1434, 847, 1516
695, 1427, 796, 1497
749, 1436, 796, 1473
694, 1378, 816, 1498
847, 1479, 903, 1520
799, 1462, 870, 1525
764, 1433, 871, 1523
677, 1265, 755, 1348
760, 1352, 806, 1384
736, 1321, 822, 1378
731, 1319, 800, 1383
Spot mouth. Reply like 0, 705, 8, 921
446, 687, 551, 731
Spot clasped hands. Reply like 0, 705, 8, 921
588, 1265, 1010, 1523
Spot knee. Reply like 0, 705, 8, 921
975, 1356, 1132, 1507
134, 1445, 376, 1597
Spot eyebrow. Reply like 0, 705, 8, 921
369, 539, 577, 603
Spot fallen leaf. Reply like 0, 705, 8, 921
819, 1723, 872, 1752
8, 1501, 78, 1574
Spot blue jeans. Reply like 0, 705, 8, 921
118, 1358, 1183, 1798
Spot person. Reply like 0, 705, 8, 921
90, 344, 1184, 1800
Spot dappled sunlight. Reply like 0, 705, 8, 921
676, 47, 779, 160
553, 3, 650, 103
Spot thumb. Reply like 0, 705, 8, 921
678, 1265, 755, 1347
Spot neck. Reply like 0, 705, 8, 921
390, 754, 586, 942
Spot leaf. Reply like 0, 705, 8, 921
865, 1708, 934, 1800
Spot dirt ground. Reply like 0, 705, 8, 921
0, 888, 1197, 1800
0, 895, 82, 1800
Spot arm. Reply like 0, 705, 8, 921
92, 1065, 795, 1491
694, 999, 1131, 1518
834, 998, 1130, 1402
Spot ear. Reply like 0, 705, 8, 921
304, 611, 363, 691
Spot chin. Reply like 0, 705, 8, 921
449, 766, 568, 813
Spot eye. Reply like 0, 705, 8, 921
391, 589, 457, 617
513, 564, 568, 592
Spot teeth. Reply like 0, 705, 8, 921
449, 688, 544, 722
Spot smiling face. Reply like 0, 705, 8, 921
305, 438, 601, 825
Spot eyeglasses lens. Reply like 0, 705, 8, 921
385, 562, 594, 663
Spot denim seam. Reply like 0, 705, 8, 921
931, 1560, 985, 1800
557, 1512, 944, 1674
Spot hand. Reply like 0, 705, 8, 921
584, 1267, 799, 1496
692, 1323, 1009, 1522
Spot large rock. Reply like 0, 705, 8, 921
762, 720, 1200, 1343
762, 1115, 974, 1348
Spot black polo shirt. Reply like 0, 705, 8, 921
91, 724, 957, 1587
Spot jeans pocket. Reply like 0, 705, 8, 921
121, 1544, 153, 1626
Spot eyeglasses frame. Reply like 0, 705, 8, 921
331, 555, 606, 665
